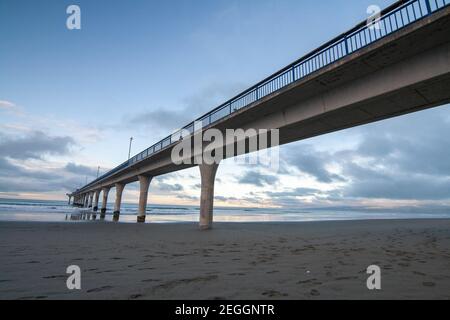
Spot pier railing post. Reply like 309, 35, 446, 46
137, 175, 152, 223
199, 162, 220, 230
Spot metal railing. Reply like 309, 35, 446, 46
76, 0, 449, 193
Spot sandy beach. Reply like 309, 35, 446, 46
0, 219, 449, 300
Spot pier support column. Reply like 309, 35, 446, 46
68, 196, 72, 205
84, 194, 89, 208
113, 183, 125, 222
88, 192, 93, 208
89, 192, 94, 208
199, 162, 220, 230
93, 190, 100, 212
92, 190, 100, 220
100, 187, 110, 219
137, 175, 152, 223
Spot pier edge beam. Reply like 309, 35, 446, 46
199, 162, 220, 230
113, 183, 125, 222
100, 187, 110, 219
137, 175, 152, 223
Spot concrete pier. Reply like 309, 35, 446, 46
84, 194, 89, 208
137, 175, 152, 223
113, 183, 125, 222
93, 190, 100, 212
100, 187, 110, 219
199, 162, 219, 230
88, 192, 93, 208
68, 5, 450, 229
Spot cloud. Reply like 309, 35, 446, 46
156, 182, 184, 192
0, 158, 87, 193
124, 108, 191, 133
0, 100, 15, 110
0, 130, 93, 194
215, 195, 239, 202
274, 105, 450, 203
267, 187, 323, 198
0, 131, 75, 160
282, 145, 345, 183
64, 162, 98, 177
120, 82, 246, 133
238, 170, 278, 187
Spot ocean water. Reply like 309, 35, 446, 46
1, 198, 450, 223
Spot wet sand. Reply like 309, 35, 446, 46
0, 219, 449, 299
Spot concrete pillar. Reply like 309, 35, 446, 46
100, 187, 110, 219
91, 190, 100, 220
88, 192, 93, 208
93, 190, 100, 212
113, 183, 125, 222
84, 194, 89, 207
68, 196, 72, 205
199, 162, 220, 230
137, 175, 152, 223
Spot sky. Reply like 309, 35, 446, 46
1, 0, 450, 212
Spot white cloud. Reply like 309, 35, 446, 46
0, 100, 15, 109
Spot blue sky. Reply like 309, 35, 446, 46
1, 0, 450, 212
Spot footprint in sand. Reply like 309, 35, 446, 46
262, 290, 288, 297
297, 278, 322, 285
87, 285, 113, 293
422, 281, 436, 287
266, 270, 279, 274
309, 289, 320, 296
43, 275, 66, 279
154, 275, 218, 291
142, 279, 160, 282
334, 276, 358, 281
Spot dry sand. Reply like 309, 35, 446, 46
0, 219, 449, 300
